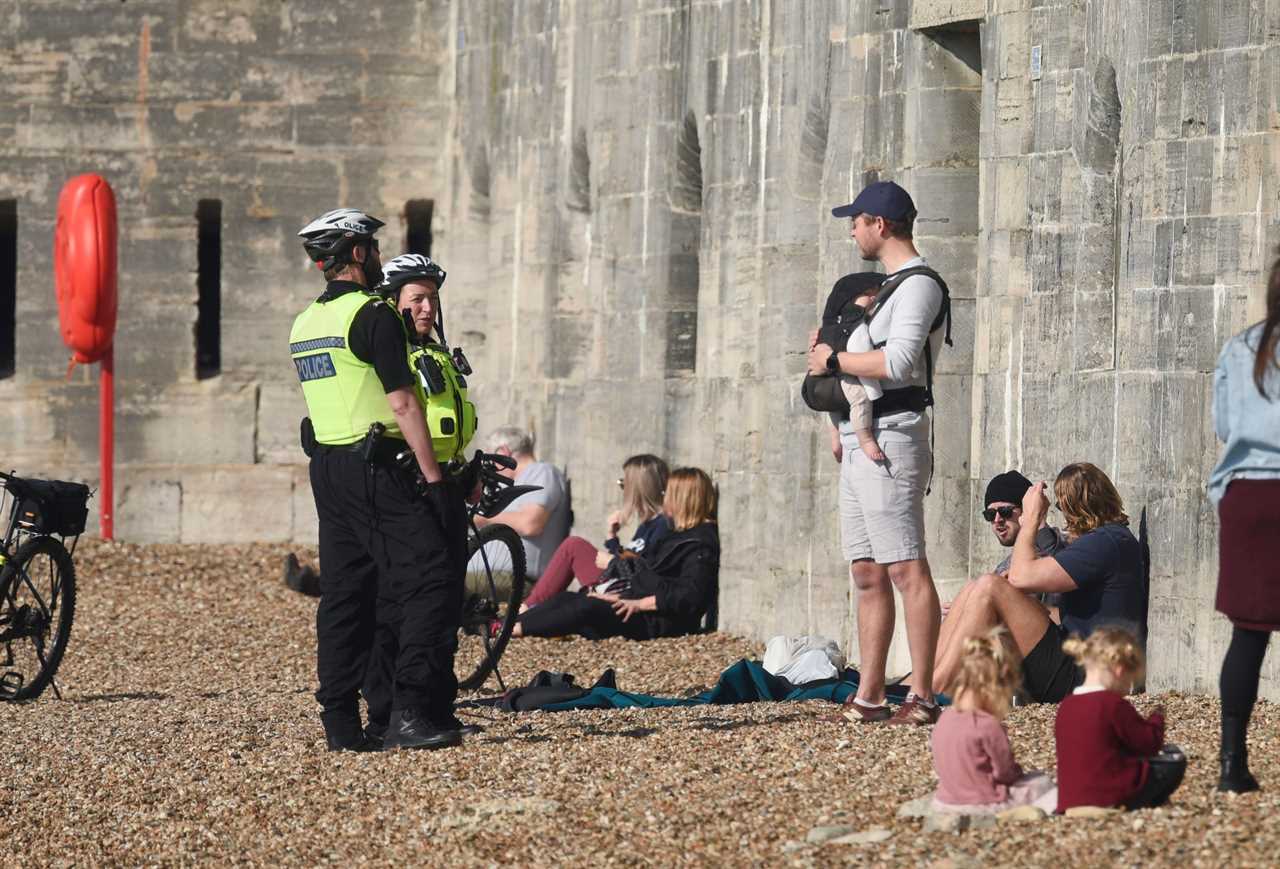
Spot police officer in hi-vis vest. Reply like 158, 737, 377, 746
362, 253, 478, 741
290, 208, 465, 752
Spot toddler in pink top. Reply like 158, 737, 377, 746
930, 627, 1056, 813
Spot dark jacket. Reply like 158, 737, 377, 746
626, 521, 720, 637
604, 512, 673, 557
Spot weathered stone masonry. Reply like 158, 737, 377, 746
1, 0, 1275, 695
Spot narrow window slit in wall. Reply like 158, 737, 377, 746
666, 112, 702, 376
0, 200, 17, 380
195, 199, 221, 379
404, 199, 433, 257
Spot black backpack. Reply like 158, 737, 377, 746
801, 267, 952, 415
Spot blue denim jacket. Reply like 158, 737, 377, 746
1209, 323, 1280, 505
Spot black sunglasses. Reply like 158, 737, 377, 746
982, 506, 1018, 522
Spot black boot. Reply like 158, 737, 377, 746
436, 714, 485, 737
382, 709, 462, 751
326, 732, 381, 753
1218, 716, 1261, 793
323, 713, 380, 753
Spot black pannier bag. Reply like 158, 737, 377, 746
16, 479, 91, 537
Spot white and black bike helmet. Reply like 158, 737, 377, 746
298, 208, 385, 273
376, 254, 448, 298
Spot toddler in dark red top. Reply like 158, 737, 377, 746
1054, 627, 1185, 811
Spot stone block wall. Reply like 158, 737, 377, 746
0, 0, 451, 543
437, 0, 1278, 695
2, 0, 1276, 695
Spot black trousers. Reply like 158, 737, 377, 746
310, 447, 467, 742
1124, 755, 1187, 809
516, 592, 653, 641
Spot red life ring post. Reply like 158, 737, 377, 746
54, 174, 118, 539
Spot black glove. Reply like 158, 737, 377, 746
452, 457, 480, 499
420, 478, 456, 532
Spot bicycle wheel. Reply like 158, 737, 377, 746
0, 535, 76, 702
456, 523, 526, 691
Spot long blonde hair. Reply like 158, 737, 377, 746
619, 454, 668, 525
663, 468, 717, 532
952, 627, 1022, 718
1061, 627, 1145, 682
1054, 462, 1128, 537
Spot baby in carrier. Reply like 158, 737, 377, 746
833, 285, 883, 462
804, 273, 884, 461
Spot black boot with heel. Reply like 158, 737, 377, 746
1218, 715, 1261, 793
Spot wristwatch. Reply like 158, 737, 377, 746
825, 349, 841, 375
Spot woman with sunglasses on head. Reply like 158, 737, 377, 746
511, 468, 719, 641
517, 455, 671, 613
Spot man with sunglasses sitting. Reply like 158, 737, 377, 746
931, 471, 1066, 693
931, 464, 1146, 704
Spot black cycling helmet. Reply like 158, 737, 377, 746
375, 254, 447, 299
297, 208, 385, 274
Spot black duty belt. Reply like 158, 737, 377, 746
871, 386, 931, 418
315, 437, 408, 466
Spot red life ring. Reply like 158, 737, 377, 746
54, 174, 118, 365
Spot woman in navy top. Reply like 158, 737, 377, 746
1212, 259, 1280, 794
518, 455, 671, 611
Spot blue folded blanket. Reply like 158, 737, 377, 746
539, 658, 946, 712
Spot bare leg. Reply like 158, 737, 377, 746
888, 558, 940, 701
854, 428, 885, 462
979, 573, 1052, 655
931, 573, 1052, 694
851, 559, 893, 705
932, 579, 999, 694
932, 581, 982, 694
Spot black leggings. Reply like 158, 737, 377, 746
1220, 626, 1273, 721
517, 592, 652, 641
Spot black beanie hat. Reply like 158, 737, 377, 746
984, 471, 1033, 508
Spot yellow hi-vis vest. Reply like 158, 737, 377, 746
409, 343, 477, 463
289, 291, 406, 445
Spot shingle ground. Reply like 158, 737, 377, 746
1, 540, 1276, 867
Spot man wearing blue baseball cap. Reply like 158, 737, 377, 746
809, 179, 952, 727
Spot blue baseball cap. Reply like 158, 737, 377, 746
831, 181, 916, 221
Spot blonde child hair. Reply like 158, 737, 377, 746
1061, 626, 1145, 683
952, 627, 1023, 717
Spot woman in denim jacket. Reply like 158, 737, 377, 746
1211, 256, 1280, 794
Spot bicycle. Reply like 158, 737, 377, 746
0, 471, 90, 702
395, 449, 539, 693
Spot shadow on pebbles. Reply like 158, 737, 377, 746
0, 540, 1277, 866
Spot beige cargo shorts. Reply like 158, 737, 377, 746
838, 437, 930, 564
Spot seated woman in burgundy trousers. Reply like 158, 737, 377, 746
511, 467, 719, 641
519, 454, 671, 612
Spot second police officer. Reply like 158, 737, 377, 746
368, 252, 479, 736
290, 208, 468, 752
